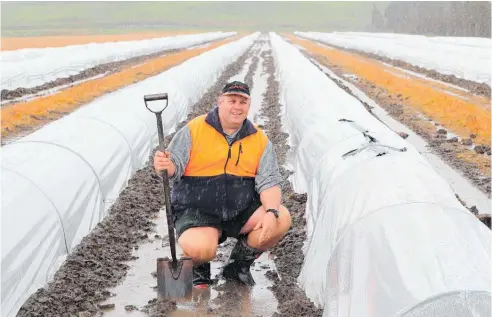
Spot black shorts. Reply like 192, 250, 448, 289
173, 201, 262, 244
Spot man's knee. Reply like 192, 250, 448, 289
178, 227, 219, 263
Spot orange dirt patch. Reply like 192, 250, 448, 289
1, 36, 241, 141
1, 31, 200, 51
288, 35, 491, 146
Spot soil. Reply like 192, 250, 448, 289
1, 39, 219, 103
259, 49, 323, 317
305, 37, 491, 98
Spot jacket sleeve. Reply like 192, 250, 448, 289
165, 125, 191, 182
255, 139, 284, 193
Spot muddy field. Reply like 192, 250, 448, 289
293, 46, 491, 227
312, 55, 490, 193
316, 55, 491, 198
11, 32, 491, 317
1, 39, 222, 103
15, 36, 323, 317
303, 37, 491, 98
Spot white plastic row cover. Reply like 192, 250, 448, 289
1, 32, 260, 317
296, 31, 492, 86
269, 32, 491, 317
2, 32, 236, 90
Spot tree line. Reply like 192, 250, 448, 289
372, 1, 491, 38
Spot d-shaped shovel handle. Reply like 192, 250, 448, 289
144, 93, 168, 152
144, 93, 168, 112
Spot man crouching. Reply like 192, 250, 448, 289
153, 81, 292, 288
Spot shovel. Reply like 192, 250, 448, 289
144, 93, 193, 299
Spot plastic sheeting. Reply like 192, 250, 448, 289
1, 32, 260, 317
269, 32, 491, 317
2, 32, 235, 90
295, 31, 492, 86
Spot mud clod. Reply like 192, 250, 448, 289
474, 144, 490, 154
462, 138, 473, 146
97, 303, 115, 310
265, 270, 279, 282
397, 132, 409, 139
477, 214, 492, 228
142, 299, 177, 317
125, 304, 138, 311
468, 206, 479, 215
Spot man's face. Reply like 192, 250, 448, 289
218, 94, 250, 128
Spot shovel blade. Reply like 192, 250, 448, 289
157, 257, 193, 300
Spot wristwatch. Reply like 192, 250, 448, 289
266, 208, 280, 218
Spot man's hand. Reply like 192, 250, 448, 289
253, 211, 277, 245
154, 150, 176, 177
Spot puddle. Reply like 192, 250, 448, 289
342, 73, 358, 81
248, 48, 269, 126
98, 208, 279, 316
309, 57, 491, 215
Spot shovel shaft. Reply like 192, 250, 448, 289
155, 112, 178, 263
147, 93, 193, 300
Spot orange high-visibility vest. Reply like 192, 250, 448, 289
184, 113, 268, 177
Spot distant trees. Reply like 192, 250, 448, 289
372, 1, 491, 37
371, 5, 385, 31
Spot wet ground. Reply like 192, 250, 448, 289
303, 37, 491, 98
301, 52, 491, 227
15, 32, 490, 317
15, 34, 323, 317
1, 40, 218, 104
288, 35, 492, 197
96, 210, 278, 317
